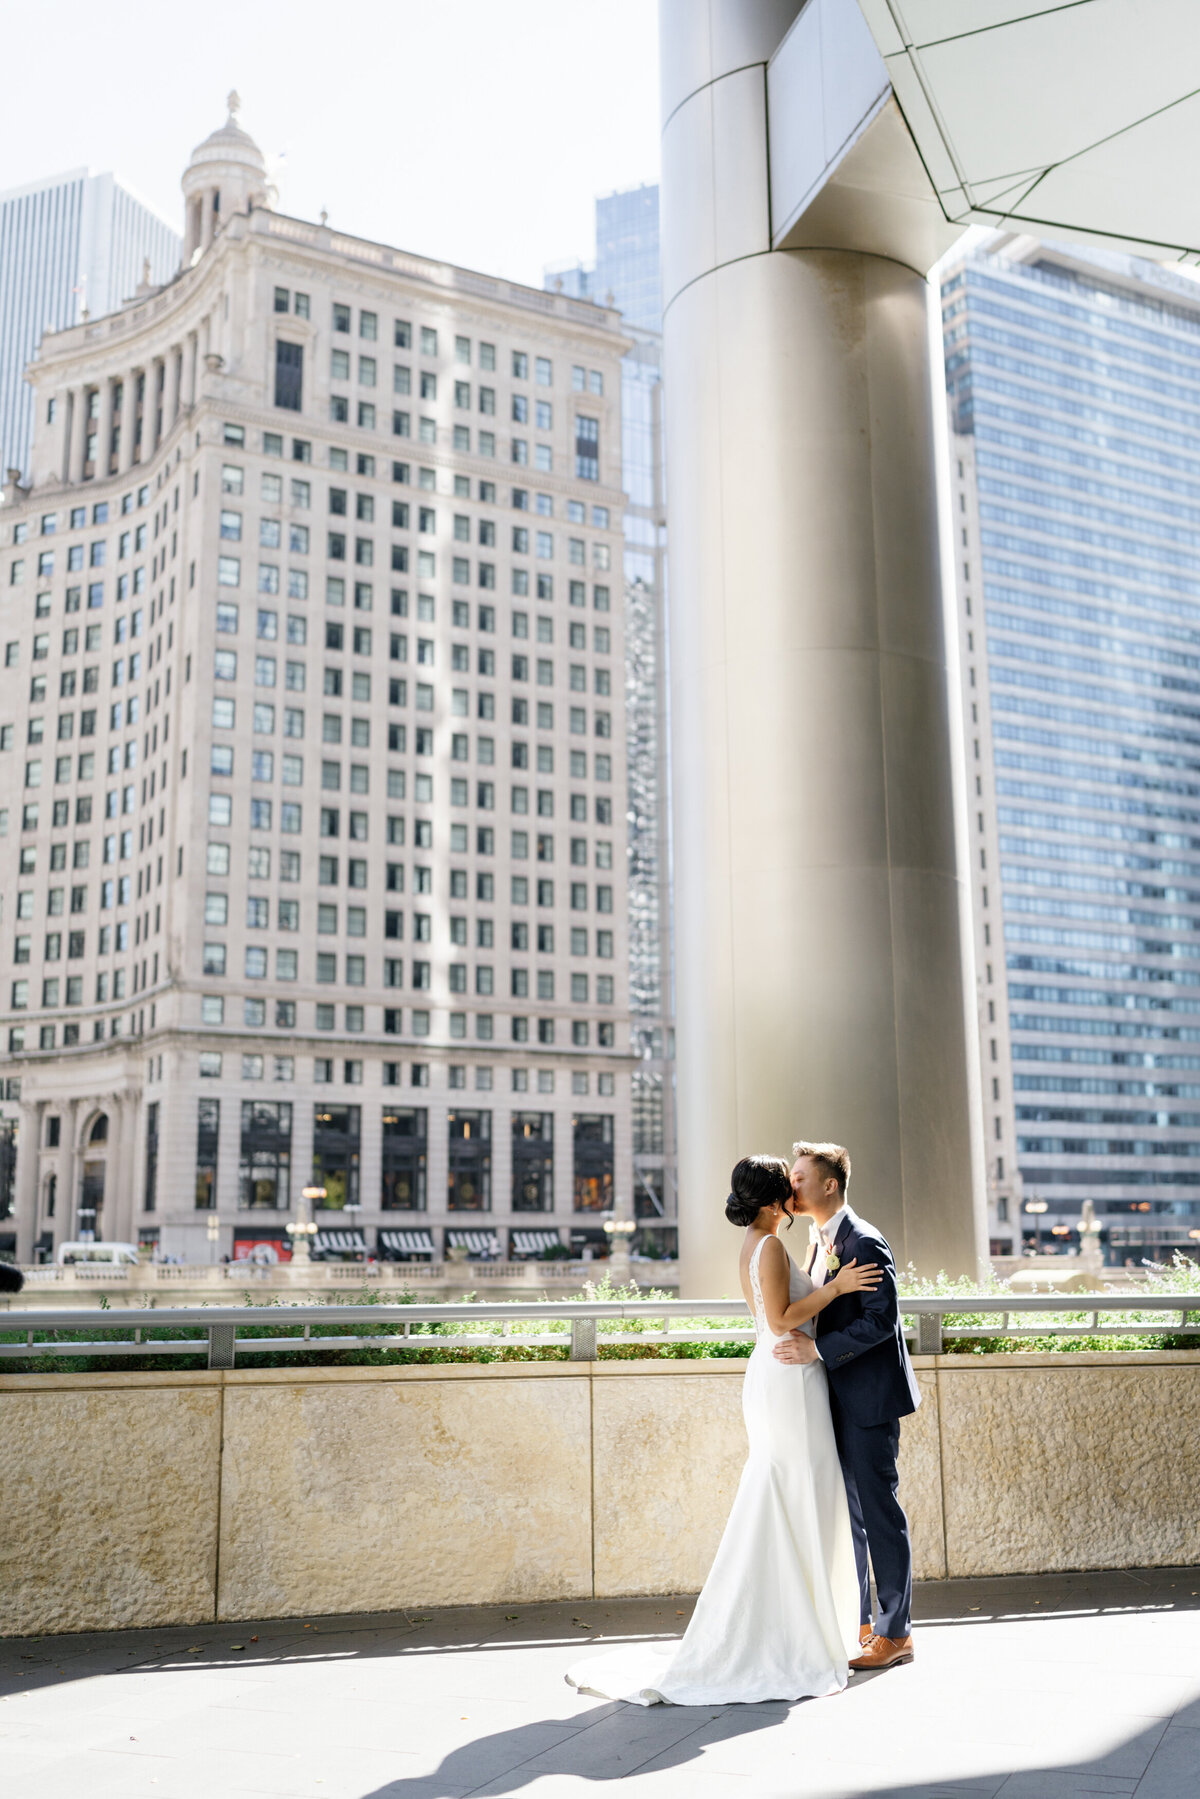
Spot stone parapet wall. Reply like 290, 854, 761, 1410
3, 1353, 1198, 1637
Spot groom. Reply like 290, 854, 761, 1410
774, 1140, 920, 1671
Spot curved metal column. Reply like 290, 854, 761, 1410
660, 0, 986, 1292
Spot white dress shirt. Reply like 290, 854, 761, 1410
809, 1204, 848, 1289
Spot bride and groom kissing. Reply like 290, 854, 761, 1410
569, 1140, 920, 1707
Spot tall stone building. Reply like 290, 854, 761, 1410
0, 100, 631, 1264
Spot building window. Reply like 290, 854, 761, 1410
144, 1101, 159, 1213
195, 1099, 219, 1210
575, 415, 599, 481
512, 1113, 553, 1212
573, 1113, 613, 1211
381, 1107, 428, 1210
312, 1103, 361, 1208
447, 1109, 491, 1211
239, 1100, 292, 1210
275, 341, 303, 412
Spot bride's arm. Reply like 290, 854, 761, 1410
756, 1238, 881, 1334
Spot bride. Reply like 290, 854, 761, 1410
567, 1154, 881, 1706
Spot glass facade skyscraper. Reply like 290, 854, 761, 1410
944, 238, 1200, 1264
0, 170, 179, 484
594, 187, 661, 334
547, 185, 675, 1249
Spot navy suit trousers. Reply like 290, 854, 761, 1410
829, 1387, 913, 1639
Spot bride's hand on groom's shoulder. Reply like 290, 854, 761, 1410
831, 1257, 884, 1298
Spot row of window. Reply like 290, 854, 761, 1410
208, 695, 612, 765
213, 628, 612, 689
210, 765, 614, 823
213, 557, 612, 607
199, 1000, 617, 1046
204, 891, 617, 944
324, 301, 605, 395
208, 659, 616, 735
213, 630, 616, 680
219, 509, 614, 565
8, 487, 154, 545
197, 937, 616, 983
193, 1094, 612, 1216
206, 786, 616, 844
197, 851, 615, 915
158, 1058, 612, 1101
330, 354, 567, 427
220, 455, 611, 528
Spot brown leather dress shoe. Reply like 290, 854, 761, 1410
849, 1633, 914, 1671
859, 1624, 873, 1647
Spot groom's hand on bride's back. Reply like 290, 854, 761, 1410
773, 1331, 819, 1364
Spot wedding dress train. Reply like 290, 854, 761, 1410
567, 1238, 861, 1705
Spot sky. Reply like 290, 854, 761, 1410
0, 0, 661, 286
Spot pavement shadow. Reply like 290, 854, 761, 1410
361, 1696, 791, 1796
798, 1714, 1197, 1799
359, 1678, 1200, 1799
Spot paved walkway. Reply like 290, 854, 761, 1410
2, 1569, 1198, 1798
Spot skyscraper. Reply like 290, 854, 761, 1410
547, 184, 675, 1254
0, 103, 631, 1267
594, 187, 661, 335
0, 170, 179, 485
546, 186, 661, 331
943, 235, 1200, 1265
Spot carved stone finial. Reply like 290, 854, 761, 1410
227, 89, 241, 118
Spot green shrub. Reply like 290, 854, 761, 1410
3, 1260, 1197, 1372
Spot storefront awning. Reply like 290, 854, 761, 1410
315, 1229, 367, 1255
378, 1229, 436, 1255
511, 1230, 563, 1256
446, 1229, 502, 1257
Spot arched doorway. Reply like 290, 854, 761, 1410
79, 1112, 108, 1240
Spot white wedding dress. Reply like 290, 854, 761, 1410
567, 1237, 861, 1705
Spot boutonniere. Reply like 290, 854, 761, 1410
824, 1250, 840, 1276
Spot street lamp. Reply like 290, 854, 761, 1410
602, 1194, 637, 1285
288, 1185, 324, 1264
344, 1200, 363, 1262
1024, 1198, 1048, 1256
206, 1212, 220, 1265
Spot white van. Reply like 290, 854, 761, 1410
56, 1241, 141, 1267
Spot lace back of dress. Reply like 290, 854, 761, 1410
748, 1238, 769, 1337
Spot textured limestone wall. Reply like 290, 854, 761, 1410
216, 1367, 593, 1620
938, 1360, 1200, 1577
2, 1354, 1198, 1636
900, 1371, 947, 1582
592, 1366, 749, 1597
0, 1377, 222, 1636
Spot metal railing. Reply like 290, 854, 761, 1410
0, 1292, 1197, 1370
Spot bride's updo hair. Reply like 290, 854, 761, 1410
725, 1155, 792, 1228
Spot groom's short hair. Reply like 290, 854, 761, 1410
791, 1140, 851, 1196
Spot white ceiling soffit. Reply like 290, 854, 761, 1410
768, 0, 966, 269
857, 0, 1200, 264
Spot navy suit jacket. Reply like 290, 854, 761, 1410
808, 1206, 921, 1428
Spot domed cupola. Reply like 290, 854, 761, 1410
181, 92, 273, 264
